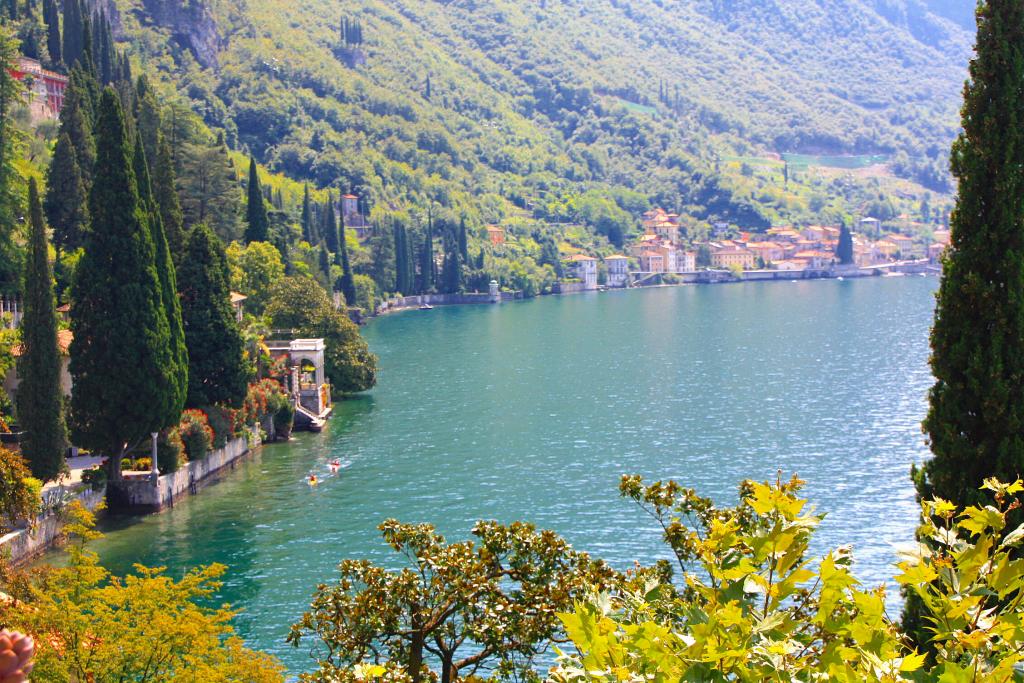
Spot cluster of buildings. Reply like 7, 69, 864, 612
9, 57, 68, 122
704, 221, 945, 271
556, 208, 949, 290
629, 208, 697, 275
706, 226, 840, 271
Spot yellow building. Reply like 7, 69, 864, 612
710, 248, 755, 270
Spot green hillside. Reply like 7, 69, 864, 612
106, 0, 966, 227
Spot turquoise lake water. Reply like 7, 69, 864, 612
82, 276, 938, 673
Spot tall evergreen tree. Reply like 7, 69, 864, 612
367, 223, 395, 293
69, 89, 176, 480
17, 179, 67, 482
135, 77, 161, 176
393, 220, 408, 295
180, 139, 242, 242
318, 243, 331, 284
154, 135, 184, 257
336, 211, 356, 305
301, 183, 315, 244
916, 0, 1024, 508
0, 29, 23, 295
43, 132, 88, 256
44, 0, 61, 67
61, 0, 82, 68
440, 229, 462, 294
134, 134, 188, 427
835, 223, 854, 265
323, 194, 339, 252
57, 83, 95, 186
458, 216, 469, 261
244, 157, 269, 244
178, 224, 248, 408
419, 225, 435, 294
403, 224, 415, 295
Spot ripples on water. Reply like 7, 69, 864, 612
83, 277, 937, 672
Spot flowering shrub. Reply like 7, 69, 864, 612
204, 405, 235, 449
240, 380, 289, 427
179, 410, 214, 461
158, 429, 184, 474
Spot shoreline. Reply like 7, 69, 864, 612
367, 260, 940, 321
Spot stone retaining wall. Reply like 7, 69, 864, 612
0, 486, 105, 565
109, 429, 258, 513
552, 282, 593, 294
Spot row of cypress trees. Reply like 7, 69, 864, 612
11, 30, 250, 480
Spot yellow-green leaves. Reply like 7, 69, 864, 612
556, 476, 1024, 683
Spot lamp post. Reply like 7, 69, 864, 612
150, 432, 159, 480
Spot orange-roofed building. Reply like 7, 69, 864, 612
793, 250, 835, 269
746, 241, 785, 264
485, 225, 506, 246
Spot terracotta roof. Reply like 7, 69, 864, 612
13, 328, 72, 357
605, 254, 628, 260
566, 254, 597, 262
230, 292, 248, 304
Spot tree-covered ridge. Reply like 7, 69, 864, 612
113, 0, 966, 233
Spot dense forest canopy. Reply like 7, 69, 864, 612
107, 0, 966, 230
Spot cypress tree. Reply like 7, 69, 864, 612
69, 89, 176, 479
835, 223, 854, 265
441, 230, 462, 294
916, 0, 1024, 507
458, 216, 468, 261
301, 183, 316, 244
337, 211, 356, 305
404, 226, 414, 294
393, 221, 407, 294
319, 243, 331, 283
153, 134, 184, 257
178, 224, 248, 408
419, 226, 434, 293
367, 222, 395, 293
17, 179, 67, 482
134, 134, 188, 426
61, 0, 81, 68
43, 133, 88, 256
136, 77, 161, 176
323, 194, 339, 252
475, 248, 485, 270
244, 157, 269, 243
57, 84, 95, 186
44, 0, 61, 67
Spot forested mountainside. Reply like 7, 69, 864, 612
106, 0, 967, 227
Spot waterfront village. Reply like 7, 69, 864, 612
526, 207, 948, 292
